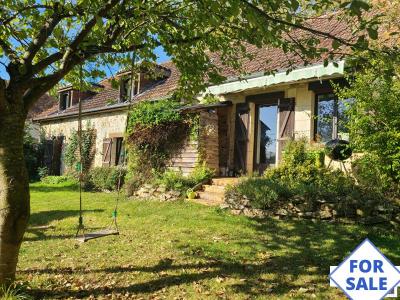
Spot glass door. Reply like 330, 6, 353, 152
255, 104, 278, 173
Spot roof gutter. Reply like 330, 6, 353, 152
33, 103, 129, 123
205, 60, 346, 95
33, 93, 175, 123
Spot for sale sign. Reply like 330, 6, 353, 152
330, 238, 400, 300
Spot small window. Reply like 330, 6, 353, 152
120, 78, 138, 102
315, 93, 351, 142
115, 137, 126, 165
59, 93, 70, 110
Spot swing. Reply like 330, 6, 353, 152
74, 64, 123, 243
75, 54, 137, 242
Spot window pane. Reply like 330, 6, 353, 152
316, 93, 335, 142
337, 98, 353, 141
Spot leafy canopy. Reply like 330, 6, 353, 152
337, 58, 400, 184
0, 0, 380, 112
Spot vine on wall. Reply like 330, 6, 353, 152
64, 126, 96, 173
126, 99, 197, 177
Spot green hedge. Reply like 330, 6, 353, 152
89, 166, 126, 191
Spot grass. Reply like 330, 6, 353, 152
14, 181, 400, 299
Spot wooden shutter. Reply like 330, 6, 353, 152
277, 98, 295, 161
102, 138, 113, 167
234, 103, 249, 173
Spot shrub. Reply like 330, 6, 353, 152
226, 177, 290, 209
37, 166, 49, 180
190, 163, 215, 184
227, 139, 395, 220
89, 166, 126, 191
147, 165, 214, 196
155, 169, 195, 193
40, 175, 76, 185
125, 174, 146, 196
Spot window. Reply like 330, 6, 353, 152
59, 92, 70, 110
115, 137, 126, 165
314, 93, 351, 142
102, 137, 126, 166
120, 78, 138, 102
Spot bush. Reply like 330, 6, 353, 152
190, 163, 215, 184
37, 166, 49, 180
226, 177, 290, 209
227, 139, 395, 221
155, 170, 195, 193
89, 166, 126, 191
40, 175, 76, 185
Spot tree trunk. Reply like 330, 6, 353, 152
0, 106, 30, 284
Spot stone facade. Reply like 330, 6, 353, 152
40, 110, 127, 174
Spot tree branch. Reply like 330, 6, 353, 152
23, 4, 64, 64
240, 0, 358, 48
0, 5, 53, 26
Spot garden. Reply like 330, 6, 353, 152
4, 179, 399, 299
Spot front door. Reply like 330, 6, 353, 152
252, 96, 295, 174
255, 103, 278, 173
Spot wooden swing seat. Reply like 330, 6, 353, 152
76, 229, 119, 243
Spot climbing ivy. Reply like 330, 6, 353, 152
126, 99, 197, 177
64, 126, 96, 173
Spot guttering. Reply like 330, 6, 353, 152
33, 103, 130, 122
205, 60, 345, 95
33, 94, 174, 123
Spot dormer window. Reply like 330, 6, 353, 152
120, 78, 138, 102
59, 92, 70, 111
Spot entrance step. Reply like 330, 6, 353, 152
203, 184, 226, 193
211, 177, 240, 186
197, 191, 224, 202
189, 177, 240, 206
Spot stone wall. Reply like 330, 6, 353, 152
39, 110, 127, 174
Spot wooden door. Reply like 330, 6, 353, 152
234, 103, 249, 174
277, 98, 295, 162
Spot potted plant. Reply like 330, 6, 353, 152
186, 188, 197, 200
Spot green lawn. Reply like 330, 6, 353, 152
16, 181, 400, 299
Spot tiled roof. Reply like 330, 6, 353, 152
35, 15, 351, 121
27, 93, 57, 119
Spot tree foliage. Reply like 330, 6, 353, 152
0, 0, 381, 109
337, 59, 400, 187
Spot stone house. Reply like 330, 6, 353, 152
34, 18, 351, 177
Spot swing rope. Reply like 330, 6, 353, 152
75, 52, 137, 242
75, 63, 119, 242
75, 64, 85, 239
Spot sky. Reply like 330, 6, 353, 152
0, 46, 170, 81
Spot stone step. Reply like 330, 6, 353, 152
203, 184, 226, 193
211, 177, 240, 186
197, 191, 225, 203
